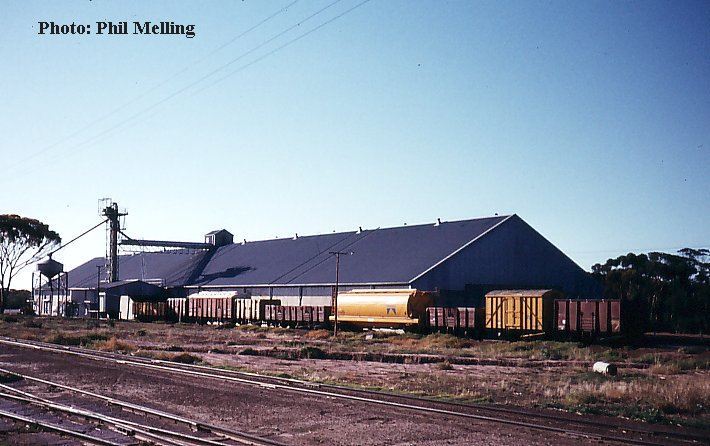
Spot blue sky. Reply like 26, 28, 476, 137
2, 0, 708, 290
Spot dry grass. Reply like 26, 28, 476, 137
469, 340, 597, 361
558, 372, 710, 422
44, 331, 110, 346
2, 317, 708, 427
133, 349, 203, 364
94, 336, 137, 354
304, 329, 332, 340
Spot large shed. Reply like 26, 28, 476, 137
51, 214, 600, 313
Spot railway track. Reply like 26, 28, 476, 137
0, 355, 288, 445
0, 382, 287, 446
1, 336, 707, 446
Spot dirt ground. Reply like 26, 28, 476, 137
1, 316, 709, 443
1, 342, 624, 446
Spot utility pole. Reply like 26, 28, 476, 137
329, 251, 352, 336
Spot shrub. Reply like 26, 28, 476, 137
299, 346, 327, 359
0, 372, 22, 383
678, 346, 706, 355
418, 333, 471, 350
23, 319, 42, 329
95, 337, 137, 354
46, 332, 110, 346
239, 347, 260, 356
46, 333, 82, 346
171, 352, 201, 364
438, 361, 454, 371
304, 329, 332, 340
86, 320, 100, 329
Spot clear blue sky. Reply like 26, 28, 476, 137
2, 0, 708, 290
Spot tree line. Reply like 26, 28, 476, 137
592, 248, 710, 335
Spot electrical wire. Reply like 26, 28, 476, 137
2, 0, 302, 176
196, 0, 371, 94
3, 0, 373, 184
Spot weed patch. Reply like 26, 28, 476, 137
0, 372, 22, 383
94, 337, 137, 354
298, 346, 327, 359
239, 347, 260, 356
678, 345, 706, 355
23, 319, 42, 329
171, 352, 202, 364
304, 329, 332, 340
46, 332, 109, 346
438, 361, 453, 371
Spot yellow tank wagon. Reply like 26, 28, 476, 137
331, 289, 437, 327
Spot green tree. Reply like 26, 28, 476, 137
4, 289, 32, 312
0, 215, 61, 314
592, 248, 710, 334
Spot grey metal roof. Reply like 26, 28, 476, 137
193, 215, 510, 287
66, 215, 511, 289
103, 280, 164, 298
66, 250, 208, 289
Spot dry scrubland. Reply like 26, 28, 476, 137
1, 315, 708, 429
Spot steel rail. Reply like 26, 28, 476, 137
0, 337, 688, 446
166, 360, 702, 444
313, 382, 707, 443
7, 337, 700, 445
135, 359, 704, 444
62, 340, 710, 444
0, 406, 127, 446
0, 365, 288, 446
0, 390, 234, 446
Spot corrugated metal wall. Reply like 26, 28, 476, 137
412, 215, 600, 298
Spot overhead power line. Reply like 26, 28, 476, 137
3, 0, 302, 176
5, 0, 373, 184
196, 0, 371, 94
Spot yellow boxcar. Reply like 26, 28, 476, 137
485, 289, 563, 333
331, 289, 436, 327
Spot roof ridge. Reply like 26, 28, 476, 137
229, 215, 513, 245
407, 214, 514, 283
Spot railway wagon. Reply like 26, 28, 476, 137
166, 297, 187, 322
131, 301, 168, 322
331, 289, 437, 328
263, 305, 331, 328
426, 307, 485, 336
188, 294, 236, 323
186, 294, 279, 324
556, 299, 621, 336
485, 289, 563, 334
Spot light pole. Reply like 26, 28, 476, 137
330, 251, 352, 336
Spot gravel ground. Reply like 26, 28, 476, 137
0, 317, 708, 445
1, 343, 628, 446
